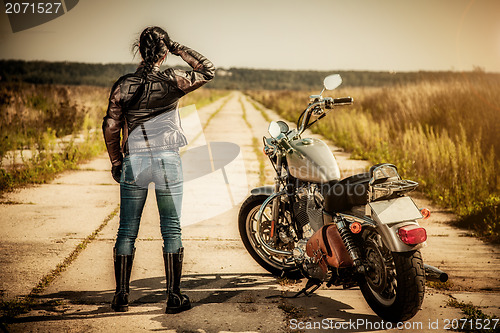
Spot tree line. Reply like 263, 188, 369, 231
1, 60, 497, 90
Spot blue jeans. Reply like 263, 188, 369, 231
115, 150, 183, 255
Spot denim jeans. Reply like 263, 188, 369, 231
115, 150, 183, 255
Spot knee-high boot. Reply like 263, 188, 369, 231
163, 247, 191, 314
111, 248, 134, 312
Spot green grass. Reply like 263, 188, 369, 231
0, 207, 119, 322
30, 206, 119, 296
248, 99, 272, 122
0, 83, 230, 194
179, 88, 231, 110
239, 96, 252, 129
239, 96, 267, 186
202, 96, 230, 131
246, 73, 500, 242
446, 299, 499, 333
0, 82, 109, 193
427, 280, 454, 291
0, 130, 106, 192
179, 93, 230, 149
0, 84, 228, 325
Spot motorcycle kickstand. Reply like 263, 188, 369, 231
279, 278, 323, 299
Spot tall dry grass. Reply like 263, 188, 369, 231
0, 82, 110, 191
246, 73, 500, 241
0, 83, 108, 159
0, 82, 229, 192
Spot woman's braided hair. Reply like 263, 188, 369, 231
134, 26, 172, 73
127, 27, 172, 108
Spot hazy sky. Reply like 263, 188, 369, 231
1, 0, 499, 72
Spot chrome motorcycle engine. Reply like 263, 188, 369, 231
293, 187, 323, 232
290, 187, 328, 280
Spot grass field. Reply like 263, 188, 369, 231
246, 72, 500, 242
0, 82, 109, 191
0, 83, 228, 193
2, 74, 498, 241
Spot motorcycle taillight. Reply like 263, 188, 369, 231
398, 225, 427, 245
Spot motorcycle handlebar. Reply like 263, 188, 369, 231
334, 97, 353, 105
298, 96, 353, 134
324, 97, 353, 109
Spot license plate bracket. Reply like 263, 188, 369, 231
369, 197, 423, 224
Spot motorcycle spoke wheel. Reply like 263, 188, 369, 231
238, 195, 301, 278
364, 239, 397, 306
247, 204, 294, 262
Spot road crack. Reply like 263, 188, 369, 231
0, 205, 119, 321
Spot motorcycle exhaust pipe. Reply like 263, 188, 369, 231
424, 264, 448, 283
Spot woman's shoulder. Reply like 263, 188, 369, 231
117, 73, 141, 84
112, 69, 178, 90
153, 68, 177, 81
150, 69, 183, 90
110, 73, 142, 91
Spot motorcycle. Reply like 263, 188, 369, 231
238, 74, 448, 323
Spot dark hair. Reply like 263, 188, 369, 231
133, 26, 171, 73
126, 27, 171, 108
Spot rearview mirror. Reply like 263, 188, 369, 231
323, 74, 342, 90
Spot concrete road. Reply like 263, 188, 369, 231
1, 91, 499, 332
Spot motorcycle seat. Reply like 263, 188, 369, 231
322, 172, 370, 214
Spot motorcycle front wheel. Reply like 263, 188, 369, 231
238, 195, 302, 279
359, 230, 425, 322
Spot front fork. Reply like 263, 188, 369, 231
270, 154, 284, 242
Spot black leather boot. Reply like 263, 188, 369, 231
163, 247, 191, 314
111, 248, 134, 312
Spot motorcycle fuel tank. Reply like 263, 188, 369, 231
287, 138, 341, 183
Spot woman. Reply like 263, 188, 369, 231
102, 26, 215, 314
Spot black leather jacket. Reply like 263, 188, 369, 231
102, 45, 215, 167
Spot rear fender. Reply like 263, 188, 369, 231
367, 197, 426, 252
374, 220, 426, 252
337, 213, 426, 252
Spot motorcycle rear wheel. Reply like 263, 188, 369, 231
359, 230, 425, 322
238, 195, 302, 279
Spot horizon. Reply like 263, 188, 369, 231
1, 58, 498, 75
1, 0, 499, 72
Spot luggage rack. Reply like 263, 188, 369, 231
369, 179, 419, 202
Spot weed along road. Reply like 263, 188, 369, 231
1, 92, 499, 332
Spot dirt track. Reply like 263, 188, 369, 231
1, 91, 499, 332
